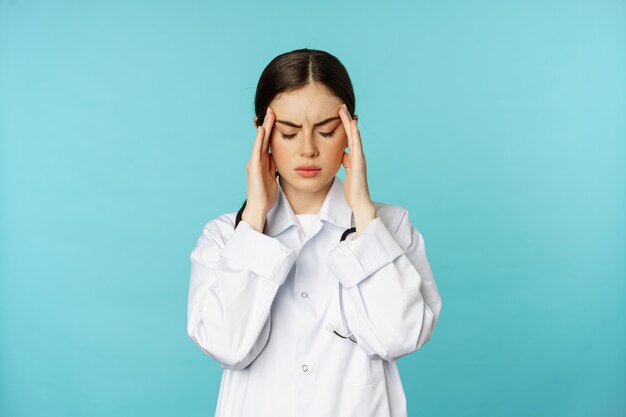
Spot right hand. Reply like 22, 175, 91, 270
242, 107, 278, 232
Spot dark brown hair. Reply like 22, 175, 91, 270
235, 48, 356, 231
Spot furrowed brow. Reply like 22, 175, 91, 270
276, 116, 340, 128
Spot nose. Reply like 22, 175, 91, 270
299, 133, 319, 158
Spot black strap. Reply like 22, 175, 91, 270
340, 227, 356, 242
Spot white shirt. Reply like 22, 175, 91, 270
187, 175, 443, 417
295, 213, 320, 241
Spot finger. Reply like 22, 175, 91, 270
338, 104, 353, 152
261, 107, 274, 155
350, 119, 364, 161
252, 125, 264, 162
339, 104, 363, 163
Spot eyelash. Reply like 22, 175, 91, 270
281, 131, 336, 140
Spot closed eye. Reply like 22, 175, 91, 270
281, 130, 336, 140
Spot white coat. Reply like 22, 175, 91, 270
187, 175, 442, 417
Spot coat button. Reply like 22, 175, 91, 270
302, 364, 309, 372
300, 291, 308, 298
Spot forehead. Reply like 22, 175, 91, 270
270, 84, 342, 121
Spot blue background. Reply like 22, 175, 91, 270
1, 1, 624, 416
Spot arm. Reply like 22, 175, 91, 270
187, 215, 297, 370
324, 209, 443, 362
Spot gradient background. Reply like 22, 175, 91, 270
1, 1, 624, 416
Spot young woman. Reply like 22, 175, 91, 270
187, 48, 442, 417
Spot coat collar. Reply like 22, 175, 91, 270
264, 175, 353, 237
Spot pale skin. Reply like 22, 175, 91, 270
242, 83, 376, 237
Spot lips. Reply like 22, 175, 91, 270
295, 166, 322, 178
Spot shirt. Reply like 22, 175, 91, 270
187, 175, 443, 417
295, 213, 320, 241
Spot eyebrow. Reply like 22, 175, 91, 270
275, 116, 340, 128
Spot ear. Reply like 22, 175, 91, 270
253, 116, 259, 128
353, 114, 358, 122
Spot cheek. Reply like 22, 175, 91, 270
269, 137, 287, 163
323, 140, 347, 163
336, 131, 348, 150
335, 133, 348, 152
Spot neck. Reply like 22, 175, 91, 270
279, 176, 333, 215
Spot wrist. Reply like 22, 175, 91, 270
353, 204, 376, 236
241, 207, 267, 233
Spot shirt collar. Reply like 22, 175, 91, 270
264, 175, 353, 237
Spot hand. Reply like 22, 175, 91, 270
242, 107, 278, 233
338, 104, 376, 234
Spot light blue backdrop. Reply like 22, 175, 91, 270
1, 1, 624, 416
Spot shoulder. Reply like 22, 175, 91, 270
371, 201, 420, 249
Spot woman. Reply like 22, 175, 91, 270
187, 48, 442, 417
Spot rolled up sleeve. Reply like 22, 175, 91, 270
221, 220, 296, 286
187, 217, 297, 370
324, 217, 405, 289
324, 210, 443, 362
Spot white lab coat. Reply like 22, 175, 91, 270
187, 175, 442, 417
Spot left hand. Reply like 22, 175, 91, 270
339, 104, 376, 233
